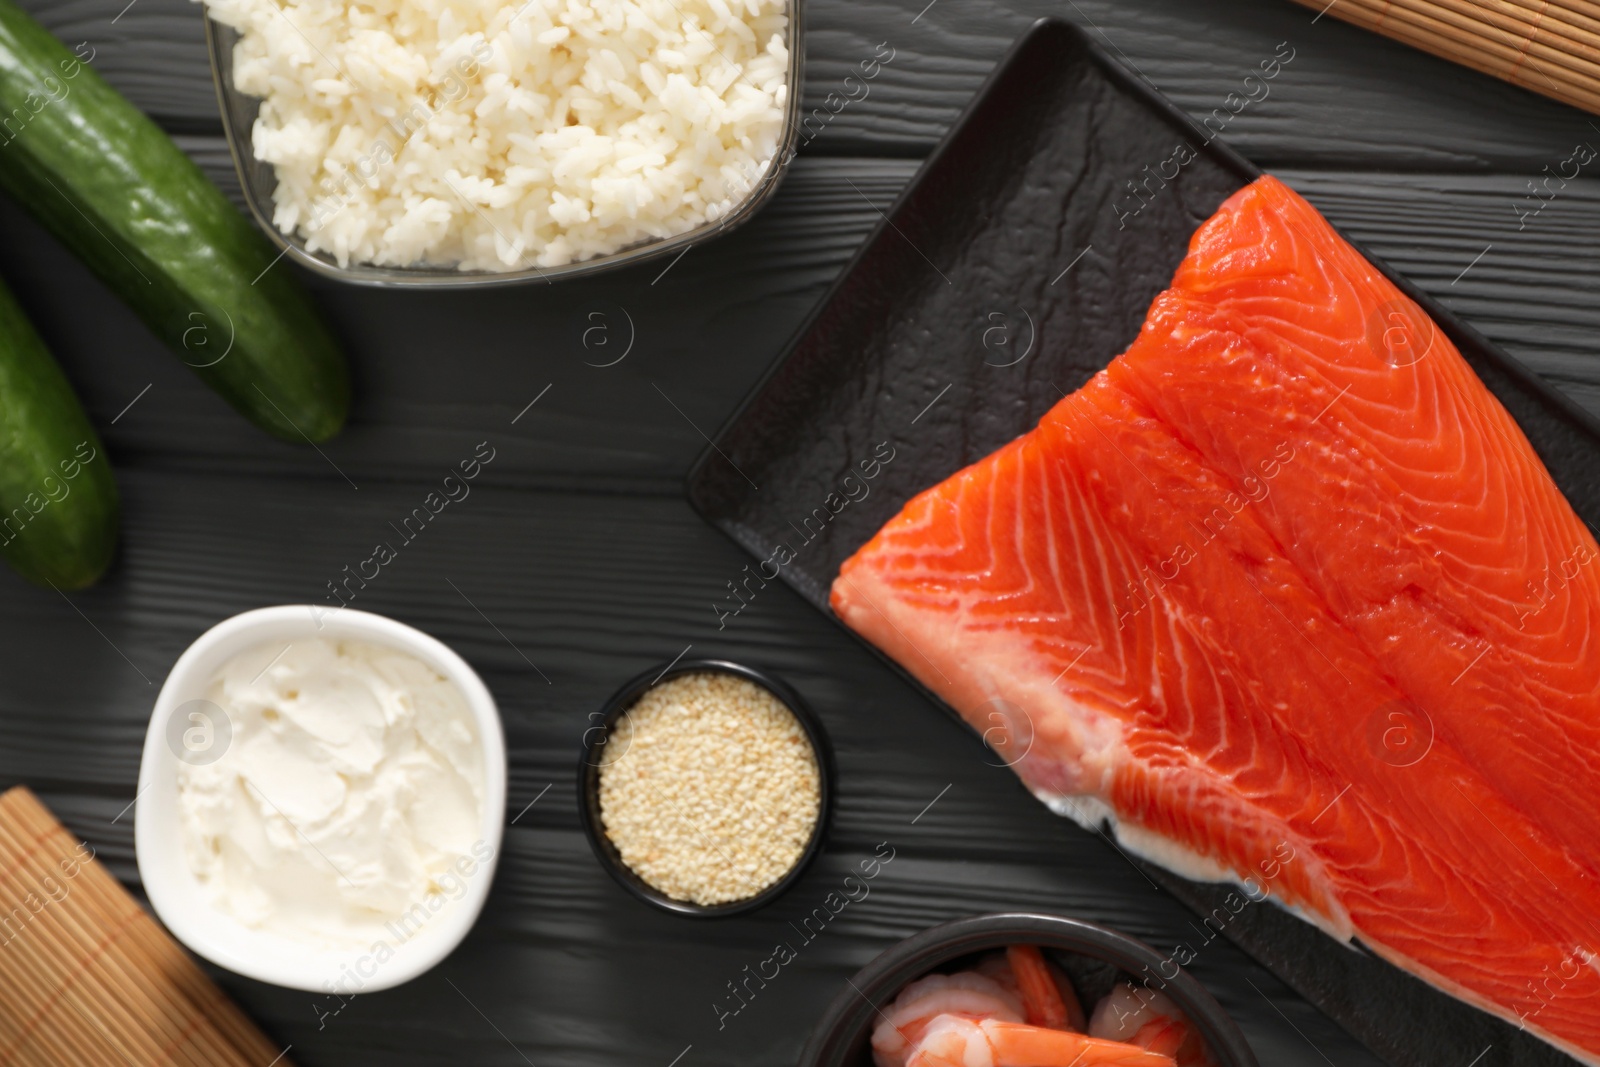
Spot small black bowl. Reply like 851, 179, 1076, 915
578, 658, 834, 917
799, 912, 1259, 1067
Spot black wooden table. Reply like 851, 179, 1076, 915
2, 1, 1596, 1064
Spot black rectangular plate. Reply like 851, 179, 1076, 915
686, 17, 1599, 1067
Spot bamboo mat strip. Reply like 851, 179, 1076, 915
1422, 0, 1600, 66
1446, 0, 1600, 43
1490, 0, 1600, 45
1348, 0, 1600, 81
1293, 0, 1600, 115
0, 786, 291, 1067
1334, 0, 1600, 102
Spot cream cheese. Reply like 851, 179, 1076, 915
176, 638, 483, 949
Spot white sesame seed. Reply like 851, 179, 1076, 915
597, 671, 822, 906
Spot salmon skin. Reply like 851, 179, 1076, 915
831, 176, 1600, 1064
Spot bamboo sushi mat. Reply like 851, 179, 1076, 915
0, 786, 291, 1067
1290, 0, 1600, 114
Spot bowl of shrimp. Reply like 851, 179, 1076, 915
799, 913, 1259, 1067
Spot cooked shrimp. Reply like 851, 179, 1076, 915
1006, 944, 1087, 1031
906, 1015, 1177, 1067
975, 948, 1088, 1031
1089, 983, 1217, 1067
872, 972, 1023, 1067
974, 951, 1021, 996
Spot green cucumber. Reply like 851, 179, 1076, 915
0, 275, 116, 589
0, 0, 348, 442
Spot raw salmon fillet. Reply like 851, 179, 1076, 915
831, 176, 1600, 1063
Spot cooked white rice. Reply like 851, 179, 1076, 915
200, 0, 789, 271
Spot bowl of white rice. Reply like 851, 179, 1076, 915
200, 0, 801, 286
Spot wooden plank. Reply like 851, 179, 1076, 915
1, 2, 1597, 1064
0, 473, 1385, 1066
3, 157, 1596, 500
0, 156, 913, 494
801, 0, 1600, 167
22, 0, 214, 127
19, 0, 1600, 169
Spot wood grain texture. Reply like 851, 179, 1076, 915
0, 0, 1597, 1064
0, 474, 1384, 1067
21, 0, 1600, 166
1286, 0, 1600, 115
5, 159, 1595, 481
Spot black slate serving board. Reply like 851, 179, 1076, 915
687, 18, 1600, 1067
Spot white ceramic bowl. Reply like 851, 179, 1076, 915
135, 605, 507, 993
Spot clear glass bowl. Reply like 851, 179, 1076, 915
202, 8, 804, 288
